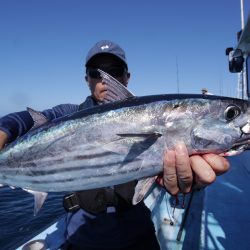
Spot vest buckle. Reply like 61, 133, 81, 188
63, 193, 80, 212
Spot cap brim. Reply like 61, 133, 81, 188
85, 53, 127, 68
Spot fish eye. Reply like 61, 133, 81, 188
224, 105, 241, 121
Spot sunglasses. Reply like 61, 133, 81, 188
87, 66, 126, 79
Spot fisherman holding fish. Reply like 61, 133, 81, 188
0, 40, 229, 249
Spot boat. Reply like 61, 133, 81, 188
17, 12, 250, 250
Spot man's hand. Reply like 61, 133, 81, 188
157, 142, 230, 195
0, 130, 8, 150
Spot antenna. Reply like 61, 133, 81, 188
238, 0, 247, 99
241, 0, 245, 30
176, 57, 180, 93
219, 72, 223, 95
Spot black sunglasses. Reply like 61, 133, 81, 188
87, 66, 126, 79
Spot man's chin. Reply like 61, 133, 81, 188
96, 96, 106, 102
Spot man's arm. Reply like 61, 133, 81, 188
0, 111, 34, 143
0, 104, 79, 144
0, 130, 8, 149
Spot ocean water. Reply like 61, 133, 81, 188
0, 187, 65, 250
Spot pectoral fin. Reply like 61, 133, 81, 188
23, 189, 48, 215
116, 132, 162, 138
117, 132, 162, 164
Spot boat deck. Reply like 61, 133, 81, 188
17, 151, 250, 250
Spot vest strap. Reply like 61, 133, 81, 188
63, 181, 136, 214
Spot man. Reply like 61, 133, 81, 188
0, 40, 229, 249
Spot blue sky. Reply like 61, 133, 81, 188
0, 0, 249, 116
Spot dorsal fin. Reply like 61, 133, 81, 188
97, 69, 134, 104
27, 107, 49, 129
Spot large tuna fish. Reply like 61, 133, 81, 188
1, 70, 250, 213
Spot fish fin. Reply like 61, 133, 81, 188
133, 176, 157, 204
27, 107, 49, 129
99, 132, 162, 165
97, 69, 134, 103
117, 132, 162, 164
23, 189, 48, 215
116, 132, 162, 138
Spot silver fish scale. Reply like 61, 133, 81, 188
1, 97, 250, 192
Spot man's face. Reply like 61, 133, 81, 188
85, 54, 130, 102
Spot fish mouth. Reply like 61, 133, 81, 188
227, 121, 250, 152
232, 121, 250, 151
231, 137, 250, 151
222, 137, 250, 156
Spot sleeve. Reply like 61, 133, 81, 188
0, 104, 79, 143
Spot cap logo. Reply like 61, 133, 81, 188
100, 45, 109, 50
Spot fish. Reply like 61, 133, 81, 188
1, 70, 250, 214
